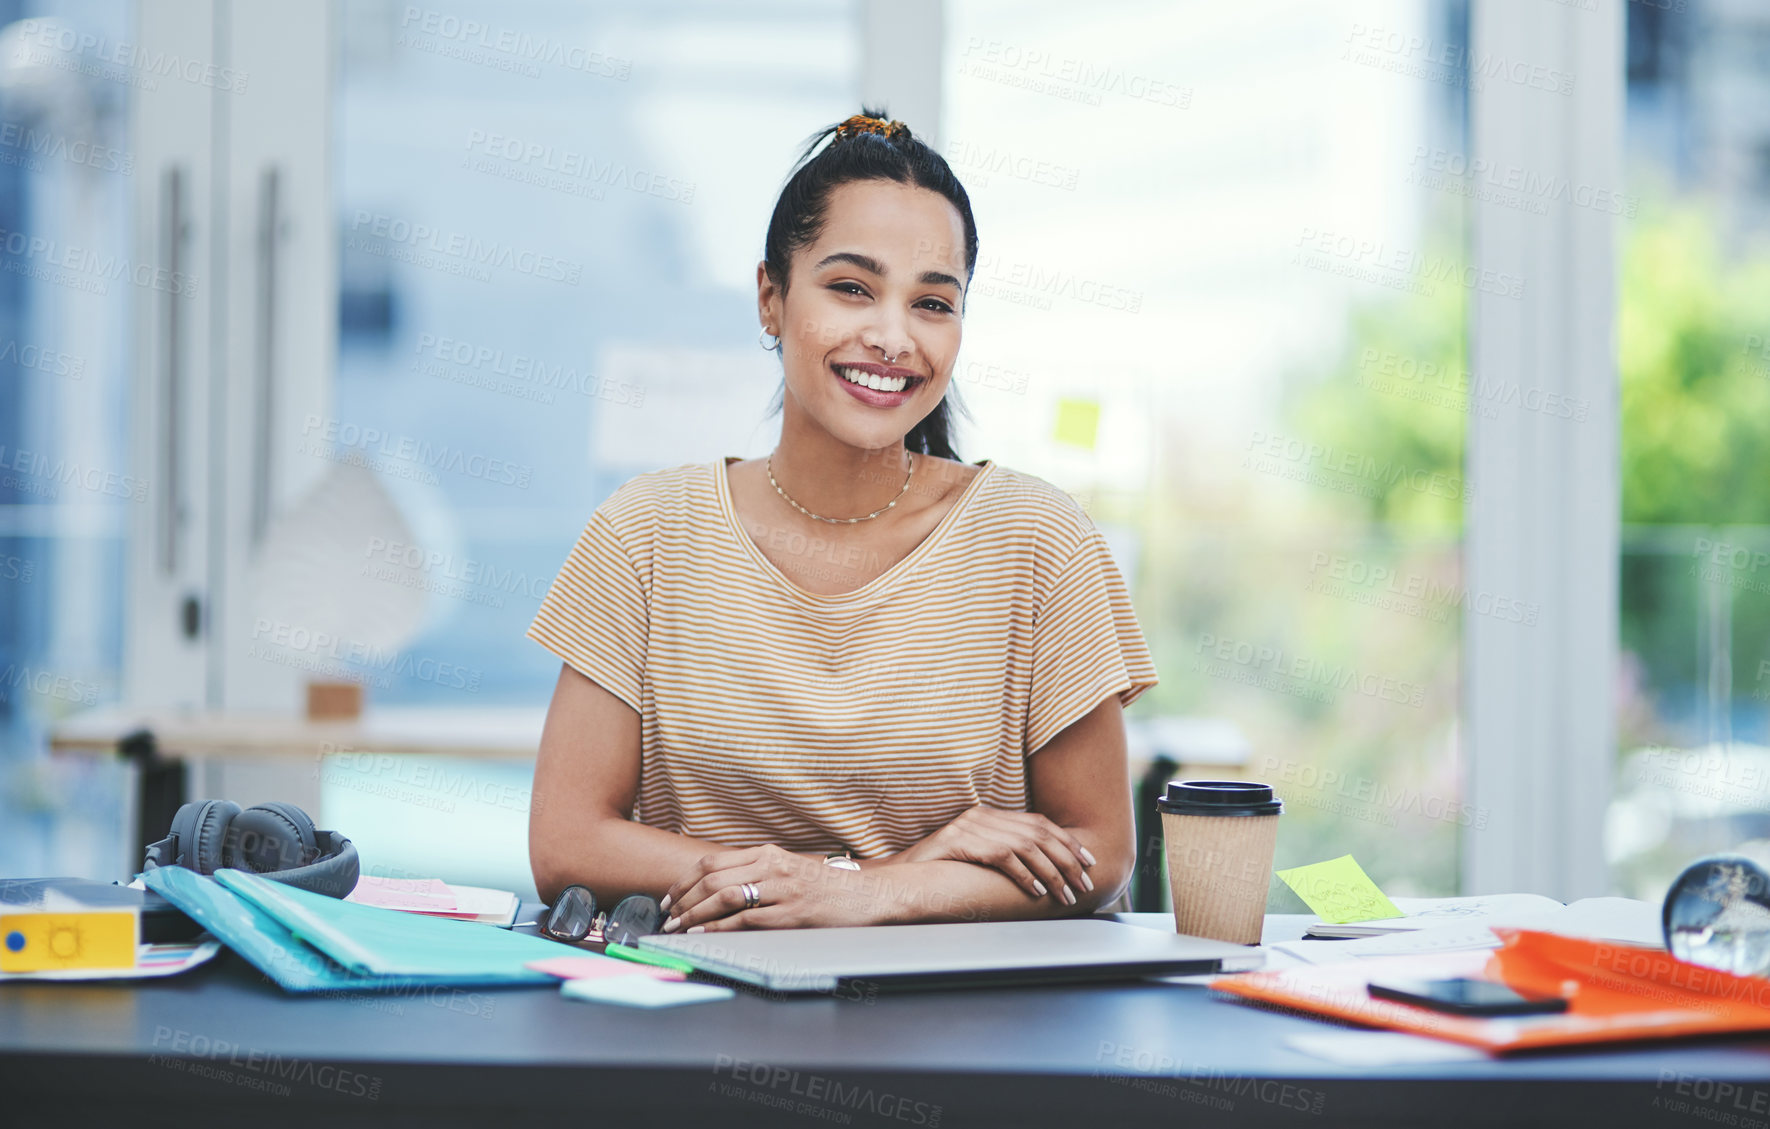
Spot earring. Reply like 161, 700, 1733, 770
759, 327, 780, 352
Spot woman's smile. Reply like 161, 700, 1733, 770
830, 359, 926, 407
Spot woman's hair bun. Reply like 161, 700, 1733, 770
832, 112, 911, 145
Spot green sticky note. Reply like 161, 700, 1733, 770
605, 942, 696, 974
1275, 855, 1403, 925
1053, 398, 1099, 450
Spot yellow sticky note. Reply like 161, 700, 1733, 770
1275, 855, 1402, 925
1053, 398, 1099, 450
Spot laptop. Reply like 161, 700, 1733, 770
637, 918, 1262, 994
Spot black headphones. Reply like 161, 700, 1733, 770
142, 799, 360, 899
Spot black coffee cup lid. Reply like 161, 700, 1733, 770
1157, 780, 1282, 817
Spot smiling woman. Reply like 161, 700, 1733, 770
525, 107, 1159, 934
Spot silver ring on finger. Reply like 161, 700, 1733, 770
741, 881, 761, 910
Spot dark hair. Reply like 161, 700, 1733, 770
760, 105, 979, 462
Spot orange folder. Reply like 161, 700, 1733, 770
1210, 928, 1770, 1053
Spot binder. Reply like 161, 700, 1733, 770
1211, 928, 1770, 1053
139, 866, 564, 992
2, 876, 203, 942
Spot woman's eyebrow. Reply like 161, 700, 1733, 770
814, 250, 962, 290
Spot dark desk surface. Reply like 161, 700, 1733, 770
3, 910, 1768, 1128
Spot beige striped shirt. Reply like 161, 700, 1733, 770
526, 456, 1159, 858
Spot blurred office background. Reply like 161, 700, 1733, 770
0, 0, 1763, 908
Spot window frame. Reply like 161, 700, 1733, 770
127, 0, 336, 716
1463, 0, 1623, 900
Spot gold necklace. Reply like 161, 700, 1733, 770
766, 452, 915, 524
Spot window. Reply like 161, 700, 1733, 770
1609, 0, 1770, 901
322, 0, 861, 893
0, 0, 136, 878
944, 0, 1474, 901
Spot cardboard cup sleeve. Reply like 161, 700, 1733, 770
1161, 810, 1280, 945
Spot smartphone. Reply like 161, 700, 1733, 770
1367, 977, 1569, 1016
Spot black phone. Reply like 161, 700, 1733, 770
1366, 977, 1569, 1016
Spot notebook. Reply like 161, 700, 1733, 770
139, 866, 564, 991
346, 875, 522, 926
214, 869, 562, 979
140, 865, 401, 992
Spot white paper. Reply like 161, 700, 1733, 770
1531, 897, 1664, 948
1305, 894, 1563, 937
1285, 1032, 1490, 1066
0, 938, 223, 982
430, 883, 517, 917
1275, 896, 1665, 964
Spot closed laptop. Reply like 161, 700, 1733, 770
639, 918, 1261, 993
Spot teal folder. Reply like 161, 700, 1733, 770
140, 866, 564, 992
141, 865, 393, 991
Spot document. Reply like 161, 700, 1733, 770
0, 938, 221, 982
1273, 896, 1664, 964
1285, 1032, 1491, 1066
1299, 893, 1562, 938
345, 875, 520, 926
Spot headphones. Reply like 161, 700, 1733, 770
142, 799, 360, 899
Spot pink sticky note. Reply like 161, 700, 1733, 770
347, 875, 458, 912
526, 955, 685, 982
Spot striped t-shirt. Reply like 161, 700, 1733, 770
526, 455, 1159, 858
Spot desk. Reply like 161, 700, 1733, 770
2, 912, 1765, 1128
48, 706, 547, 870
48, 706, 548, 762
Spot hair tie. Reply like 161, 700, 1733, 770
835, 113, 909, 144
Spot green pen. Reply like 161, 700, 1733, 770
604, 941, 696, 974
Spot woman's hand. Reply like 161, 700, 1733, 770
658, 845, 895, 932
887, 804, 1097, 906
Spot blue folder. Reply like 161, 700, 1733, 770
140, 866, 565, 992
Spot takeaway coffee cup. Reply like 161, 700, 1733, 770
1158, 780, 1283, 945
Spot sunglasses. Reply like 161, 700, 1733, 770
540, 885, 664, 947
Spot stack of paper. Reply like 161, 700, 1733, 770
345, 875, 521, 927
1302, 893, 1564, 938
1270, 854, 1664, 966
1274, 897, 1665, 965
0, 939, 222, 982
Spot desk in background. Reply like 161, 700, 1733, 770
48, 706, 547, 873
